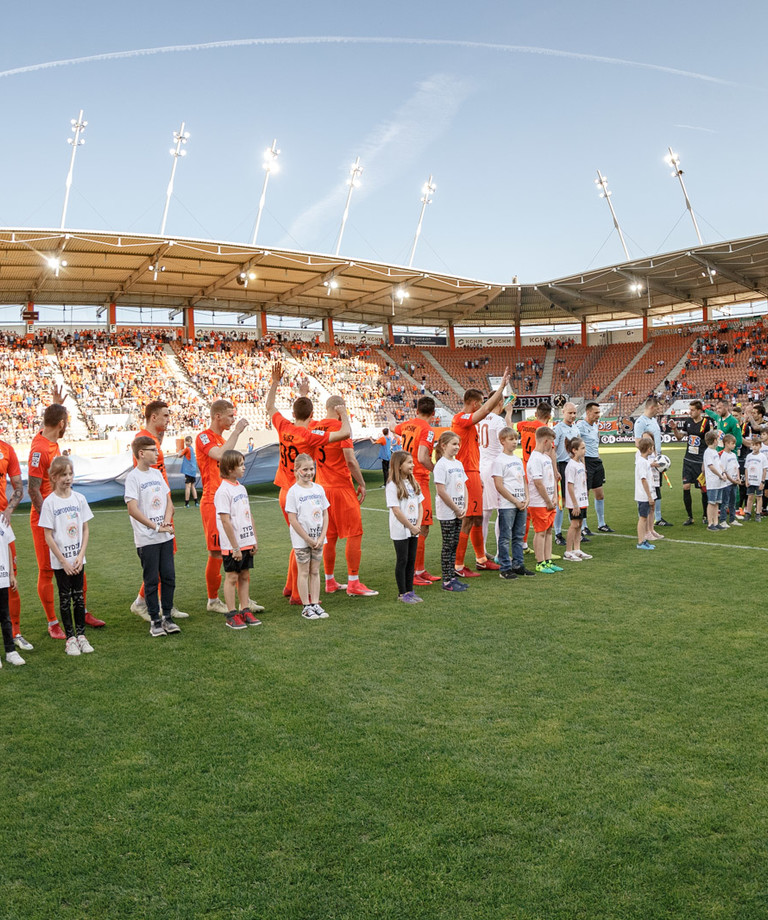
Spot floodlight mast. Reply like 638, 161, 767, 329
334, 156, 363, 256
407, 175, 436, 268
594, 170, 629, 260
665, 147, 703, 245
60, 110, 87, 230
251, 139, 280, 246
159, 122, 189, 237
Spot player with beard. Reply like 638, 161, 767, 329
668, 400, 717, 525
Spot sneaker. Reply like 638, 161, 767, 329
535, 562, 555, 574
301, 605, 322, 620
6, 650, 25, 666
76, 635, 95, 653
636, 541, 656, 550
162, 618, 181, 635
575, 550, 593, 560
207, 597, 229, 614
582, 526, 595, 536
476, 558, 500, 571
756, 515, 762, 523
346, 581, 379, 596
419, 571, 442, 582
311, 604, 330, 618
13, 635, 33, 651
580, 534, 591, 543
399, 592, 421, 603
682, 517, 694, 526
442, 578, 468, 592
702, 516, 708, 525
406, 592, 423, 603
511, 566, 536, 577
523, 545, 535, 554
65, 636, 81, 655
149, 621, 166, 637
499, 570, 517, 580
656, 518, 673, 527
241, 609, 262, 626
563, 551, 582, 562
84, 612, 106, 628
707, 524, 720, 532
248, 598, 265, 612
324, 579, 348, 593
554, 533, 566, 546
546, 560, 564, 571
549, 553, 562, 560
597, 524, 615, 533
648, 532, 664, 540
226, 613, 248, 629
453, 566, 481, 579
719, 521, 730, 529
131, 599, 151, 621
412, 573, 433, 587
730, 519, 743, 526
48, 622, 66, 640
170, 605, 189, 619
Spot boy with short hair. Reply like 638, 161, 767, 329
492, 428, 534, 579
703, 429, 728, 531
526, 426, 561, 573
744, 438, 767, 521
635, 436, 656, 550
719, 434, 741, 527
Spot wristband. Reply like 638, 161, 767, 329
155, 522, 160, 532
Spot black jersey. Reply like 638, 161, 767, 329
678, 416, 715, 463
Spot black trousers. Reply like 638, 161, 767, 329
381, 459, 390, 482
53, 568, 86, 639
393, 536, 418, 594
439, 519, 462, 583
0, 587, 13, 654
137, 542, 175, 621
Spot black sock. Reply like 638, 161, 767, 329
683, 490, 693, 517
701, 491, 709, 517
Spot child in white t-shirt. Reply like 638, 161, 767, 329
527, 426, 561, 573
703, 429, 728, 531
492, 427, 531, 578
285, 454, 330, 621
433, 431, 468, 593
719, 434, 741, 527
385, 450, 424, 604
124, 436, 178, 638
743, 437, 767, 521
39, 456, 94, 656
563, 437, 591, 562
635, 437, 656, 550
0, 518, 24, 667
215, 450, 259, 630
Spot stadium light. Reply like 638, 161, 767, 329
324, 276, 340, 295
594, 169, 629, 260
334, 156, 363, 256
60, 110, 87, 230
46, 255, 68, 277
664, 147, 704, 246
159, 122, 190, 237
251, 139, 280, 246
407, 175, 436, 268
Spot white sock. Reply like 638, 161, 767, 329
325, 573, 334, 583
348, 574, 359, 583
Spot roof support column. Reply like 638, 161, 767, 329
386, 323, 394, 346
642, 315, 649, 343
702, 303, 709, 323
108, 302, 116, 327
259, 312, 268, 338
581, 320, 587, 345
515, 324, 521, 349
24, 300, 35, 338
448, 323, 456, 349
324, 317, 335, 347
184, 307, 195, 342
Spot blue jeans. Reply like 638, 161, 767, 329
719, 484, 736, 523
498, 507, 526, 571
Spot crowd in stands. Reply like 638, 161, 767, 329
0, 344, 58, 440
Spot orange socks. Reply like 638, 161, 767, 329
345, 534, 362, 578
455, 531, 469, 568
205, 556, 222, 599
415, 534, 426, 572
9, 586, 20, 635
470, 525, 485, 560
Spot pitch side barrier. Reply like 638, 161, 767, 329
597, 416, 682, 445
8, 439, 383, 506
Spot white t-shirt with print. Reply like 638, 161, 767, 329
635, 453, 654, 502
214, 479, 256, 552
0, 520, 15, 588
285, 481, 329, 549
564, 459, 588, 510
124, 466, 173, 547
38, 490, 93, 570
703, 446, 725, 492
491, 454, 526, 510
433, 457, 467, 521
385, 480, 424, 541
526, 450, 556, 507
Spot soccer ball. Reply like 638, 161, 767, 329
656, 454, 672, 472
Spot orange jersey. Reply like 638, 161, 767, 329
196, 428, 225, 507
28, 432, 60, 522
312, 418, 354, 491
516, 419, 545, 466
0, 439, 21, 515
393, 417, 435, 480
452, 412, 480, 473
272, 412, 330, 490
133, 427, 169, 485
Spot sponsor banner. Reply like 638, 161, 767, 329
598, 416, 679, 444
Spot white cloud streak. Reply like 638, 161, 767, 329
0, 36, 749, 88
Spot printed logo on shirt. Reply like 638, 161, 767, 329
31, 452, 41, 467
66, 522, 78, 540
199, 433, 210, 445
151, 495, 162, 511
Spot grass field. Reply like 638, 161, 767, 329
2, 443, 767, 919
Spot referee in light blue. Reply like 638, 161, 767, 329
576, 402, 614, 534
553, 402, 581, 546
633, 396, 671, 527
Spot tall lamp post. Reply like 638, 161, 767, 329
407, 175, 436, 267
159, 122, 189, 237
664, 148, 703, 245
334, 156, 363, 256
60, 110, 87, 230
251, 139, 280, 246
594, 169, 630, 260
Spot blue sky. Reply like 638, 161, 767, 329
1, 0, 767, 289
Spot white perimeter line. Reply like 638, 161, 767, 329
601, 531, 768, 552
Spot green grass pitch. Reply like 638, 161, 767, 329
2, 444, 767, 919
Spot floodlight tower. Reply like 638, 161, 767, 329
159, 122, 190, 237
407, 175, 436, 267
251, 139, 280, 246
664, 148, 703, 245
594, 170, 629, 260
60, 110, 87, 230
334, 156, 363, 256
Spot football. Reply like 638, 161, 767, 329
656, 454, 672, 472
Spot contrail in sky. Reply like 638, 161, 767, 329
0, 36, 746, 87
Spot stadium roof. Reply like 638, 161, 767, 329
0, 227, 767, 328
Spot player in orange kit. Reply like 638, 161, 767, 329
0, 436, 31, 650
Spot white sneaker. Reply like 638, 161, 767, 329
6, 650, 25, 666
563, 551, 582, 562
576, 550, 593, 560
65, 636, 81, 656
77, 635, 95, 653
130, 598, 151, 622
13, 634, 34, 651
730, 520, 743, 526
719, 521, 730, 529
311, 603, 329, 619
248, 598, 265, 612
207, 597, 229, 614
170, 605, 189, 619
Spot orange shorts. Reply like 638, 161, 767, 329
200, 502, 220, 552
415, 476, 433, 526
529, 506, 556, 533
465, 471, 483, 518
327, 487, 363, 539
30, 518, 52, 575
